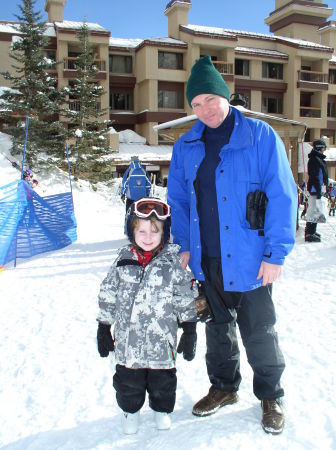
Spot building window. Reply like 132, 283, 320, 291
327, 96, 336, 118
262, 94, 283, 114
158, 51, 183, 70
158, 82, 184, 109
110, 90, 133, 110
235, 59, 249, 76
262, 62, 283, 80
329, 69, 336, 85
158, 90, 184, 108
109, 55, 132, 73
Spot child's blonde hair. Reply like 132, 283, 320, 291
131, 216, 164, 239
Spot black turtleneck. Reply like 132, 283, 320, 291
196, 108, 234, 257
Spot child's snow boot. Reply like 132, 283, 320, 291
154, 411, 171, 430
123, 411, 140, 435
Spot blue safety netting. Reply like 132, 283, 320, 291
0, 179, 77, 266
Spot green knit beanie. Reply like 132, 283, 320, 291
186, 56, 230, 106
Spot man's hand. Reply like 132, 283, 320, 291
257, 261, 282, 286
178, 251, 190, 270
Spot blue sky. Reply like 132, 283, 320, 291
1, 0, 335, 39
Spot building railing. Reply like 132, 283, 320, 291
69, 100, 101, 112
64, 57, 106, 72
298, 70, 328, 83
299, 106, 321, 118
213, 61, 234, 75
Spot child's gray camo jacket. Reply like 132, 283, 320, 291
97, 243, 197, 369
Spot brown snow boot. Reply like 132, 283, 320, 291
192, 386, 238, 417
261, 399, 285, 435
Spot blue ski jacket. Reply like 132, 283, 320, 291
121, 161, 151, 200
167, 107, 297, 292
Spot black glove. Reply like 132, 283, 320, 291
246, 190, 268, 230
177, 322, 197, 361
194, 282, 213, 323
97, 322, 114, 357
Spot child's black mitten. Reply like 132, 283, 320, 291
177, 321, 197, 361
97, 322, 114, 357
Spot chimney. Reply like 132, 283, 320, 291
165, 0, 191, 39
45, 0, 66, 22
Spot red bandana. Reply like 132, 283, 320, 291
131, 245, 153, 266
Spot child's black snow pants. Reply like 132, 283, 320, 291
113, 365, 177, 413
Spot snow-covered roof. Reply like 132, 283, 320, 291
276, 36, 332, 51
318, 21, 336, 32
182, 24, 333, 52
115, 143, 173, 162
119, 129, 146, 144
0, 23, 19, 34
109, 37, 143, 48
235, 46, 288, 59
329, 54, 336, 64
54, 21, 108, 32
143, 37, 187, 46
181, 24, 240, 39
0, 21, 56, 37
153, 114, 197, 131
45, 23, 56, 37
109, 36, 187, 49
154, 106, 307, 131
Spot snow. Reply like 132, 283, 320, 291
109, 37, 143, 48
118, 129, 146, 144
235, 47, 288, 59
54, 21, 108, 32
182, 24, 333, 51
1, 131, 336, 449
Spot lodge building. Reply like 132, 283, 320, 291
0, 0, 336, 146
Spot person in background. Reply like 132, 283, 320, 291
120, 156, 151, 212
304, 139, 328, 242
328, 195, 335, 216
167, 56, 297, 435
96, 198, 197, 435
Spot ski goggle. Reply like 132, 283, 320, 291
133, 198, 171, 220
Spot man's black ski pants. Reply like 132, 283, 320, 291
201, 255, 285, 400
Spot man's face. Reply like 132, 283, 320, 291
191, 94, 230, 128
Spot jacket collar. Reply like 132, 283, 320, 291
309, 149, 326, 160
182, 107, 253, 149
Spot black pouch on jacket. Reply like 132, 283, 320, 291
246, 190, 268, 230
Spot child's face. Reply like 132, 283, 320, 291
134, 218, 163, 251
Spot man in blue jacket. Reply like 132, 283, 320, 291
167, 56, 297, 435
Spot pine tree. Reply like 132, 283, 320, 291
63, 21, 111, 181
0, 0, 66, 168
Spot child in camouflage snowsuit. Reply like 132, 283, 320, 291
96, 198, 197, 434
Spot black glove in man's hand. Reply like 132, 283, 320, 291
246, 190, 268, 230
97, 322, 114, 357
194, 282, 213, 323
177, 322, 197, 361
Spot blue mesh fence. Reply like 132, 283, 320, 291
0, 179, 77, 266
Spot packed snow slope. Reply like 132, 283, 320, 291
0, 132, 335, 450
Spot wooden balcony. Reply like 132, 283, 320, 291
297, 70, 328, 90
68, 100, 101, 112
64, 57, 106, 72
298, 70, 328, 83
299, 106, 321, 118
213, 61, 234, 76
